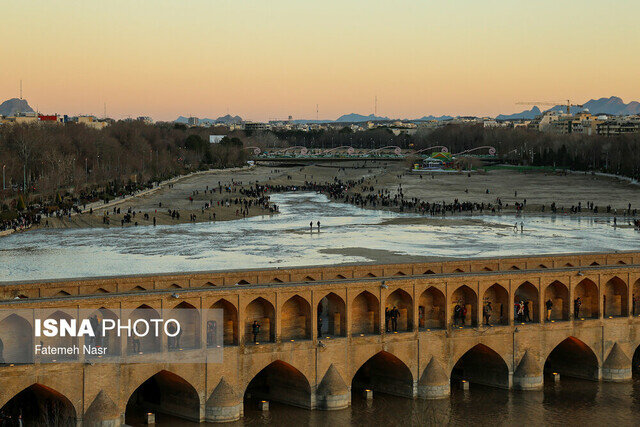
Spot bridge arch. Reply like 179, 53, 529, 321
245, 297, 275, 343
544, 337, 599, 380
169, 301, 201, 350
633, 278, 640, 316
451, 344, 510, 389
125, 370, 201, 423
0, 383, 77, 425
317, 292, 346, 337
281, 295, 312, 340
244, 360, 312, 409
451, 285, 477, 327
385, 288, 413, 332
418, 286, 445, 329
351, 351, 414, 398
129, 304, 161, 354
633, 344, 640, 376
574, 279, 599, 319
514, 281, 539, 322
210, 298, 238, 346
482, 283, 509, 325
0, 313, 33, 364
351, 290, 380, 335
89, 307, 121, 356
544, 280, 569, 321
40, 309, 79, 362
603, 276, 628, 317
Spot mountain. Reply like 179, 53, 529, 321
335, 113, 391, 123
0, 98, 34, 116
496, 97, 640, 120
417, 115, 453, 121
496, 106, 541, 121
175, 114, 244, 125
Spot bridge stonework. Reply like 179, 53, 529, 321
1, 251, 640, 425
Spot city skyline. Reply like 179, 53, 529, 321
2, 0, 640, 121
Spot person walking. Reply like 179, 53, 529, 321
317, 220, 321, 232
574, 297, 582, 319
310, 221, 313, 233
546, 298, 553, 321
252, 321, 261, 343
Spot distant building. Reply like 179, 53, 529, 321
244, 122, 269, 131
597, 116, 640, 136
187, 117, 200, 126
209, 135, 225, 144
137, 116, 153, 124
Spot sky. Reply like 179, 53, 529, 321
2, 0, 639, 121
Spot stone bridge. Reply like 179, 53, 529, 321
1, 251, 640, 425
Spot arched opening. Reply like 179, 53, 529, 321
418, 287, 445, 329
169, 302, 201, 350
510, 266, 520, 270
244, 361, 311, 409
317, 292, 346, 337
125, 370, 200, 424
424, 269, 436, 275
385, 289, 413, 332
604, 277, 628, 317
351, 291, 380, 336
633, 345, 640, 376
272, 277, 284, 283
281, 295, 311, 341
0, 314, 33, 364
237, 279, 250, 285
514, 281, 539, 323
544, 337, 599, 380
131, 286, 146, 292
482, 284, 508, 325
40, 310, 78, 362
1, 384, 76, 425
245, 297, 275, 343
88, 308, 121, 357
452, 344, 509, 388
634, 279, 640, 317
451, 285, 477, 327
352, 351, 413, 397
169, 284, 182, 289
128, 305, 161, 354
544, 281, 569, 321
210, 299, 238, 346
574, 279, 599, 319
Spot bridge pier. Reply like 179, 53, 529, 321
601, 343, 632, 382
512, 351, 543, 390
418, 357, 450, 399
205, 378, 243, 423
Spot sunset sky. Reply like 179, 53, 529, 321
2, 0, 639, 121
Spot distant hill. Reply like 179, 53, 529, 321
496, 106, 541, 121
0, 98, 34, 116
416, 115, 454, 121
496, 97, 640, 119
175, 114, 243, 125
335, 113, 391, 123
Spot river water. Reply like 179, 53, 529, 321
140, 378, 640, 426
1, 192, 639, 282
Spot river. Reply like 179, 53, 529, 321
1, 192, 639, 282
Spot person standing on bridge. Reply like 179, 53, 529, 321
453, 302, 461, 326
483, 301, 492, 326
523, 300, 531, 322
574, 297, 582, 319
385, 307, 390, 332
546, 298, 553, 321
390, 306, 400, 331
252, 321, 261, 343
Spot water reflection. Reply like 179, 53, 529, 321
1, 192, 639, 282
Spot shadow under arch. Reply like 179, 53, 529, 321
544, 281, 569, 321
317, 292, 346, 337
281, 295, 312, 340
244, 360, 312, 409
245, 297, 275, 343
451, 344, 509, 389
603, 276, 628, 317
351, 351, 414, 398
351, 290, 380, 336
385, 288, 414, 332
544, 337, 599, 380
125, 370, 201, 424
483, 283, 509, 325
210, 298, 238, 346
634, 344, 640, 377
451, 285, 478, 327
419, 286, 445, 329
0, 313, 33, 364
0, 383, 76, 426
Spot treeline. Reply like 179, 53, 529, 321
0, 122, 247, 210
247, 124, 640, 179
